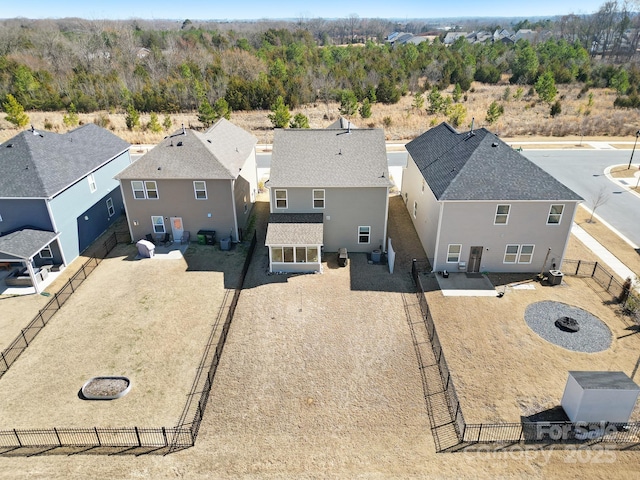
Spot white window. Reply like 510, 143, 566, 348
447, 244, 461, 263
39, 245, 53, 259
413, 201, 418, 219
151, 216, 165, 234
132, 181, 145, 199
313, 189, 325, 209
519, 245, 535, 263
132, 180, 158, 199
106, 197, 115, 217
503, 244, 535, 264
272, 247, 283, 262
547, 204, 564, 224
358, 226, 371, 244
87, 173, 97, 193
504, 244, 519, 263
272, 246, 319, 263
275, 189, 288, 209
145, 181, 158, 199
0, 213, 3, 222
283, 246, 294, 262
495, 204, 510, 224
194, 181, 207, 199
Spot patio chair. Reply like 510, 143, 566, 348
181, 231, 191, 245
161, 232, 172, 246
145, 233, 156, 245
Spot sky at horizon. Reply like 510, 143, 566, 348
2, 0, 609, 22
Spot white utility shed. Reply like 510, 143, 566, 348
561, 371, 640, 423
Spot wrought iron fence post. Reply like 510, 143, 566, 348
592, 262, 598, 277
135, 426, 141, 446
94, 426, 101, 446
13, 429, 22, 447
54, 427, 62, 446
576, 260, 581, 275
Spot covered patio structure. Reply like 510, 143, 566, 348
265, 213, 323, 273
0, 229, 63, 294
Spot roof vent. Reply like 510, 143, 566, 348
492, 142, 499, 147
207, 139, 212, 143
338, 149, 342, 155
181, 123, 186, 135
6, 144, 13, 148
177, 141, 183, 147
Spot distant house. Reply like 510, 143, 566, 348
0, 124, 131, 291
401, 122, 582, 273
443, 32, 468, 45
115, 119, 258, 245
265, 127, 391, 273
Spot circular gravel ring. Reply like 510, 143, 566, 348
525, 301, 611, 353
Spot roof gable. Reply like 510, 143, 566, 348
0, 124, 130, 198
115, 119, 257, 181
268, 129, 391, 188
406, 122, 583, 202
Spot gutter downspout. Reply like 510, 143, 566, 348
382, 186, 389, 253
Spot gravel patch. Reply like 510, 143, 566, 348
525, 301, 612, 353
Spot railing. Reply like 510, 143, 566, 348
411, 259, 640, 452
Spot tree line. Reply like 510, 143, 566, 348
1, 0, 640, 127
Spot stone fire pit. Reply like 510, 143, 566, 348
555, 316, 580, 332
81, 376, 131, 400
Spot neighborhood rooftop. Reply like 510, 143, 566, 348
267, 128, 391, 189
0, 124, 130, 199
115, 118, 257, 180
405, 122, 584, 202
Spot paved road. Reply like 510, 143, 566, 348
524, 149, 640, 247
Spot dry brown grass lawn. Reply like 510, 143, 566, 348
2, 83, 640, 145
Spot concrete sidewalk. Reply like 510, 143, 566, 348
571, 224, 636, 282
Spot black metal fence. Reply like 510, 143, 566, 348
172, 231, 257, 451
561, 259, 639, 316
411, 259, 640, 452
0, 231, 258, 453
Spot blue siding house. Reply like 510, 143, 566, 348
0, 124, 130, 291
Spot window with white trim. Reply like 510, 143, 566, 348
151, 216, 165, 234
87, 173, 97, 193
145, 181, 158, 199
358, 226, 371, 244
106, 197, 115, 217
447, 244, 461, 263
413, 201, 418, 219
271, 246, 319, 263
313, 189, 325, 208
0, 213, 3, 221
503, 244, 535, 264
194, 181, 207, 199
547, 204, 564, 224
275, 189, 288, 209
495, 204, 510, 224
39, 245, 53, 259
132, 180, 158, 199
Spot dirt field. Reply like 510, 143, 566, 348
0, 197, 639, 478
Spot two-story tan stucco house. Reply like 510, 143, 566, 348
116, 119, 258, 245
401, 122, 583, 273
265, 127, 391, 273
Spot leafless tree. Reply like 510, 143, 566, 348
587, 186, 610, 223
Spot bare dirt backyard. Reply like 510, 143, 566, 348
0, 196, 639, 478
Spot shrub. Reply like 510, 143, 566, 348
383, 116, 392, 127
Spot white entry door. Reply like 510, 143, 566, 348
170, 217, 184, 243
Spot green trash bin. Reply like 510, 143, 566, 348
197, 231, 206, 245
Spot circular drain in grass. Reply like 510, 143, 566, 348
525, 301, 611, 353
81, 376, 131, 400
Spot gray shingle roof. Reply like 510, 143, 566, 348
265, 213, 324, 245
115, 119, 257, 180
267, 129, 391, 188
0, 228, 59, 259
405, 123, 583, 202
570, 371, 640, 390
0, 124, 130, 198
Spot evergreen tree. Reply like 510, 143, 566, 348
535, 70, 558, 104
412, 92, 424, 110
485, 101, 504, 124
452, 83, 463, 103
148, 112, 162, 133
289, 113, 310, 128
163, 115, 173, 131
268, 96, 291, 128
448, 104, 467, 127
359, 98, 372, 119
213, 98, 232, 120
3, 94, 29, 127
338, 90, 358, 117
125, 104, 140, 130
63, 102, 79, 127
198, 98, 217, 127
